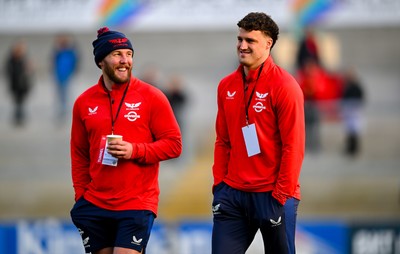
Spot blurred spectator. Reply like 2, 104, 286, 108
341, 67, 365, 157
139, 67, 191, 164
296, 27, 320, 70
295, 28, 344, 153
296, 59, 322, 152
163, 74, 187, 129
295, 28, 322, 153
51, 33, 79, 122
139, 63, 162, 89
4, 39, 33, 127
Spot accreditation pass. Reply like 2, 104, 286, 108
242, 123, 261, 157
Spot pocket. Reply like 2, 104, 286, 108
272, 196, 283, 208
212, 181, 226, 194
267, 192, 284, 219
70, 196, 88, 214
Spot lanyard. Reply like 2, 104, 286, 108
107, 82, 130, 134
242, 63, 264, 125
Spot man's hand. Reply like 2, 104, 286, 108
107, 140, 133, 159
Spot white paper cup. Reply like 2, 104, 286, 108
106, 134, 123, 143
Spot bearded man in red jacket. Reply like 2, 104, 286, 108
211, 12, 305, 254
70, 27, 182, 254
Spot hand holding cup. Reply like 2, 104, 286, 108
106, 135, 133, 159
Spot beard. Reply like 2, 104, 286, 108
237, 50, 251, 67
103, 61, 132, 84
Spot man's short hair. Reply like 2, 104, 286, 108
237, 12, 279, 48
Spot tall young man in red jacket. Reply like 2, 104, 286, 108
70, 27, 182, 254
212, 12, 305, 254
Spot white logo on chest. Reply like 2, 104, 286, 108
125, 102, 141, 110
88, 106, 98, 115
253, 102, 266, 112
256, 92, 268, 101
124, 102, 141, 121
226, 91, 236, 99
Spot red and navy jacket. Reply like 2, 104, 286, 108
70, 76, 182, 215
213, 56, 305, 205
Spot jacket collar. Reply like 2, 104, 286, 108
238, 55, 275, 82
96, 75, 132, 94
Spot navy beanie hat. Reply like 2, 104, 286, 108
92, 27, 133, 68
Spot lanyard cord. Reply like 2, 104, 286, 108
242, 63, 264, 125
107, 82, 130, 134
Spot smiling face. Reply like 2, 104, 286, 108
237, 28, 272, 74
100, 49, 133, 90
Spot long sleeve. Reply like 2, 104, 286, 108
272, 76, 305, 205
131, 90, 182, 164
70, 99, 91, 201
212, 85, 230, 188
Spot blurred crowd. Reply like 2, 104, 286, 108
2, 34, 189, 131
138, 64, 188, 131
2, 28, 365, 158
293, 28, 365, 157
3, 33, 80, 127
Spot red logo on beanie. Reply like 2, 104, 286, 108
109, 38, 129, 44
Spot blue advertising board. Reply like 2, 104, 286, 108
349, 223, 400, 254
296, 220, 349, 254
0, 218, 398, 254
0, 219, 168, 254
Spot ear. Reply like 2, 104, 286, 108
266, 37, 273, 50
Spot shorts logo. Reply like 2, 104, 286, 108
212, 203, 221, 215
270, 216, 282, 227
131, 235, 143, 245
78, 228, 91, 249
83, 237, 90, 248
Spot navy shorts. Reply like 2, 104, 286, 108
212, 182, 298, 254
70, 197, 155, 253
